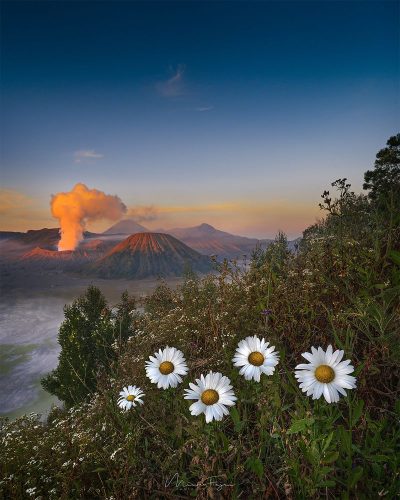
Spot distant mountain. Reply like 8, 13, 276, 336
19, 239, 118, 271
89, 232, 212, 279
0, 228, 103, 248
0, 231, 24, 240
20, 247, 78, 269
10, 228, 60, 248
287, 237, 301, 252
0, 228, 107, 261
22, 247, 73, 261
165, 223, 273, 259
78, 238, 118, 253
0, 228, 59, 261
103, 219, 148, 235
0, 225, 301, 274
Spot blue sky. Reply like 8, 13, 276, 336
1, 0, 399, 238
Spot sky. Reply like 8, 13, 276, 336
0, 0, 399, 239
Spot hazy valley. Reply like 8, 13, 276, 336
0, 221, 295, 418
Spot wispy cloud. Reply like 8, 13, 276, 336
133, 200, 319, 239
195, 106, 214, 112
156, 65, 186, 97
0, 188, 54, 230
74, 150, 104, 163
127, 205, 159, 222
0, 188, 34, 216
157, 202, 237, 214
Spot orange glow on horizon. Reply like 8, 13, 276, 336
0, 188, 321, 239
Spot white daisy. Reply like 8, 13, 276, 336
117, 385, 145, 410
295, 345, 357, 403
232, 335, 279, 382
145, 346, 189, 389
184, 371, 237, 423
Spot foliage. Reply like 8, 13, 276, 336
363, 133, 400, 202
1, 137, 400, 498
41, 286, 135, 407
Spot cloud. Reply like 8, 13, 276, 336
0, 188, 54, 230
126, 205, 159, 222
156, 65, 186, 97
74, 150, 104, 163
0, 189, 319, 241
157, 202, 237, 215
195, 106, 214, 112
138, 200, 319, 239
0, 189, 33, 216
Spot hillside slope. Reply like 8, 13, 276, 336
89, 232, 212, 278
103, 219, 148, 235
166, 223, 272, 258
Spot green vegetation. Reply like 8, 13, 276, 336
1, 136, 399, 498
41, 287, 136, 407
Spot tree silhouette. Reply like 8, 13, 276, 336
363, 133, 400, 202
42, 286, 132, 407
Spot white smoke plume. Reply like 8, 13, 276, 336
51, 183, 126, 251
126, 205, 159, 222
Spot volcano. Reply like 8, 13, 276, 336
165, 223, 273, 258
89, 232, 212, 279
103, 219, 148, 235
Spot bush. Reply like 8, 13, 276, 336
41, 286, 136, 407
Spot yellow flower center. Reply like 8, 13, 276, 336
159, 361, 174, 375
126, 395, 135, 402
315, 364, 335, 383
201, 389, 219, 406
248, 351, 265, 366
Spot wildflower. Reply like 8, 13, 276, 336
184, 371, 237, 423
110, 447, 124, 460
295, 345, 356, 403
145, 346, 188, 389
261, 309, 272, 316
117, 385, 145, 410
232, 335, 279, 382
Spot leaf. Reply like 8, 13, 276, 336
348, 466, 363, 487
310, 441, 321, 464
319, 480, 336, 487
389, 250, 400, 266
351, 399, 364, 427
366, 455, 390, 462
230, 407, 243, 433
92, 467, 107, 473
319, 466, 334, 476
245, 457, 264, 479
322, 431, 334, 452
287, 417, 315, 434
323, 451, 339, 464
218, 431, 229, 452
337, 425, 351, 453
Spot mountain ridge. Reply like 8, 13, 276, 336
163, 223, 272, 258
89, 232, 212, 279
0, 224, 301, 274
102, 219, 148, 235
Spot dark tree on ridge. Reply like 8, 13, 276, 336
42, 286, 135, 407
363, 133, 400, 203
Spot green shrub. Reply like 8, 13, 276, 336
41, 286, 136, 407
